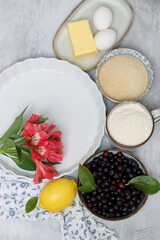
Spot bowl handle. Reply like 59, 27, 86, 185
151, 109, 160, 123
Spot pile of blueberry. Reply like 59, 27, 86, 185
81, 151, 146, 219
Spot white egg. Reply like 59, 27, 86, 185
94, 29, 117, 51
93, 6, 113, 31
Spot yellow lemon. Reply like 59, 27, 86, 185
39, 178, 77, 212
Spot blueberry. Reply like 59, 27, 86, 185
104, 168, 109, 174
91, 197, 96, 202
122, 211, 128, 216
102, 204, 108, 210
112, 180, 117, 186
110, 164, 115, 170
114, 173, 119, 179
97, 179, 103, 185
92, 171, 98, 179
109, 152, 113, 158
96, 195, 101, 201
130, 205, 136, 212
123, 202, 129, 207
98, 172, 103, 177
105, 193, 110, 198
109, 170, 115, 176
105, 213, 110, 218
98, 166, 103, 172
125, 195, 131, 201
100, 192, 105, 198
93, 202, 97, 207
118, 183, 125, 188
97, 210, 102, 215
104, 188, 109, 193
117, 165, 124, 172
129, 200, 134, 206
110, 185, 115, 192
114, 205, 119, 211
124, 190, 131, 196
102, 175, 108, 180
117, 152, 123, 158
109, 213, 114, 218
92, 190, 97, 196
131, 189, 137, 196
137, 169, 143, 175
116, 196, 122, 201
117, 201, 122, 207
109, 208, 114, 213
92, 207, 98, 213
103, 151, 109, 157
99, 155, 103, 160
93, 157, 99, 163
114, 161, 119, 167
108, 201, 112, 206
128, 173, 134, 179
98, 202, 102, 208
86, 164, 91, 169
117, 188, 122, 194
122, 206, 128, 212
110, 196, 115, 201
115, 211, 121, 218
88, 203, 92, 208
126, 168, 131, 174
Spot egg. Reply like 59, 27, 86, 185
93, 6, 113, 31
94, 29, 117, 51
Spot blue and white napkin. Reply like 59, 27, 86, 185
0, 165, 118, 240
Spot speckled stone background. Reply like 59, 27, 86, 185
0, 0, 160, 239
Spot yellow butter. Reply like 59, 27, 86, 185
67, 20, 98, 61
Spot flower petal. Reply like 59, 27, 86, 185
29, 114, 40, 124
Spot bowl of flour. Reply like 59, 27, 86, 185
106, 102, 156, 148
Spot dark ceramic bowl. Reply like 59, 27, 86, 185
78, 149, 148, 221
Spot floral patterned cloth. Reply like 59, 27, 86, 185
0, 165, 118, 240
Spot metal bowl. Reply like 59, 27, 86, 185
78, 149, 148, 221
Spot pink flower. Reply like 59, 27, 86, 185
34, 161, 58, 184
22, 114, 63, 184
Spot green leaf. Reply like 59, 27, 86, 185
78, 164, 97, 193
2, 139, 15, 150
127, 175, 160, 195
0, 105, 28, 145
4, 149, 36, 171
9, 134, 24, 141
78, 185, 94, 193
19, 145, 31, 154
25, 197, 38, 213
38, 115, 48, 124
15, 145, 22, 163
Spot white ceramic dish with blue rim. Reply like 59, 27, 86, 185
95, 48, 154, 103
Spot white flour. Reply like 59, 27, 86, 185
107, 102, 153, 146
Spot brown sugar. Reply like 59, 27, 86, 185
99, 55, 148, 101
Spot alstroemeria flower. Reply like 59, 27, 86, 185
22, 114, 63, 184
34, 161, 58, 184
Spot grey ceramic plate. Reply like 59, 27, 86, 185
53, 0, 134, 71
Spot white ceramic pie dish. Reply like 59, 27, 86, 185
0, 58, 106, 179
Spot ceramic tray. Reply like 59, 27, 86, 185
53, 0, 134, 71
0, 58, 106, 179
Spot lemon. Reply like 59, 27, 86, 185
39, 178, 77, 212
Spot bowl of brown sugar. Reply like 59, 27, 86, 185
95, 48, 154, 102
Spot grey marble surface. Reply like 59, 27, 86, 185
0, 0, 160, 239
